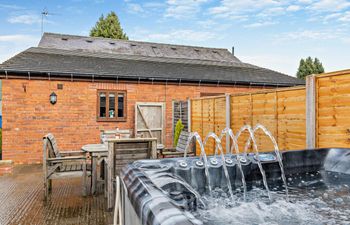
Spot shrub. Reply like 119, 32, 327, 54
174, 119, 184, 147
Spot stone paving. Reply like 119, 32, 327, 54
0, 165, 113, 225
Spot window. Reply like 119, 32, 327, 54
118, 94, 124, 118
97, 90, 126, 121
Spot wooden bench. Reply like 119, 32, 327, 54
160, 131, 196, 158
106, 138, 157, 209
43, 133, 91, 201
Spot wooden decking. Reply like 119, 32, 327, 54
0, 164, 112, 225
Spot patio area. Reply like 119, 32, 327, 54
0, 164, 113, 225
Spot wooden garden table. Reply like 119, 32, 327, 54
81, 144, 108, 195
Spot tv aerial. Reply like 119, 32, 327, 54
41, 7, 58, 36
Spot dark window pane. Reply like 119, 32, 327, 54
109, 93, 115, 118
118, 93, 124, 118
99, 93, 106, 118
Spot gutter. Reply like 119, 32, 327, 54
0, 69, 304, 87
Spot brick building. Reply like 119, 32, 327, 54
0, 33, 303, 164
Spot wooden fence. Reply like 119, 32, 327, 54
190, 69, 350, 155
314, 70, 350, 148
191, 96, 227, 155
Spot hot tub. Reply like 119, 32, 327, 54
118, 148, 350, 225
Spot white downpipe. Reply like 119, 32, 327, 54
114, 176, 123, 225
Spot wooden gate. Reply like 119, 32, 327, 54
135, 102, 165, 145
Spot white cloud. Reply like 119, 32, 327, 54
0, 34, 39, 63
197, 19, 217, 28
245, 21, 278, 28
126, 3, 145, 14
147, 29, 217, 42
207, 0, 350, 29
165, 0, 208, 19
0, 3, 22, 10
143, 2, 166, 8
298, 0, 313, 3
0, 34, 38, 42
309, 0, 350, 12
323, 12, 342, 21
7, 14, 42, 25
339, 11, 350, 21
276, 30, 341, 41
131, 29, 218, 44
209, 0, 283, 19
286, 5, 301, 11
257, 7, 286, 18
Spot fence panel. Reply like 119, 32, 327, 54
202, 98, 215, 155
214, 97, 227, 153
190, 69, 350, 155
191, 96, 227, 155
191, 99, 203, 155
276, 88, 306, 150
230, 88, 306, 152
316, 71, 350, 148
251, 92, 277, 152
192, 88, 306, 154
231, 94, 252, 152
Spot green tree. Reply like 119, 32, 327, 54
314, 58, 325, 74
90, 11, 128, 40
296, 57, 325, 79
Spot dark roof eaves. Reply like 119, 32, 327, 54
0, 48, 305, 86
0, 68, 303, 86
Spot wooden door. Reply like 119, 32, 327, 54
135, 102, 165, 145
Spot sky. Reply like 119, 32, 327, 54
0, 0, 349, 76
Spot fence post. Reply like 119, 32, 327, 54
226, 94, 231, 153
306, 74, 316, 149
187, 98, 191, 132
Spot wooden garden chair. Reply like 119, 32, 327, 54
107, 138, 157, 209
160, 131, 196, 158
43, 133, 91, 201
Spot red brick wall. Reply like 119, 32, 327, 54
2, 79, 260, 164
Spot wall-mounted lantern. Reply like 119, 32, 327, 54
50, 92, 57, 105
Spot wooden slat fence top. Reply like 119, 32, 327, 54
229, 86, 305, 97
315, 69, 350, 78
191, 95, 227, 100
190, 86, 306, 101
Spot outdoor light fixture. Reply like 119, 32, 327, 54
50, 92, 57, 105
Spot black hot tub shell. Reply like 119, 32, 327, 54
118, 148, 350, 225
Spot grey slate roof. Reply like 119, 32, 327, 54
0, 33, 304, 86
39, 33, 241, 63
